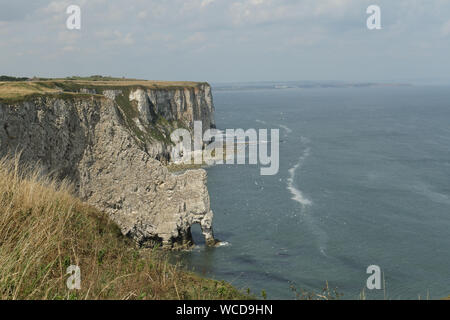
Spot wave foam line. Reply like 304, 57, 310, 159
287, 147, 312, 206
286, 142, 329, 257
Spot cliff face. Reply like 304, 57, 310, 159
127, 84, 215, 162
0, 82, 217, 249
129, 84, 215, 129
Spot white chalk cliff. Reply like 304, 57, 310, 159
0, 82, 217, 249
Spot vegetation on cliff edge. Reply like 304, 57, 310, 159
0, 76, 207, 103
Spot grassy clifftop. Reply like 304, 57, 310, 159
0, 76, 208, 103
0, 156, 248, 300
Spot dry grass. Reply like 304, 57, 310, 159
56, 80, 205, 88
0, 155, 248, 300
0, 79, 206, 102
0, 82, 60, 100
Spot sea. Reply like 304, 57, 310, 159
171, 85, 450, 300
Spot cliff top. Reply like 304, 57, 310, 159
0, 77, 209, 103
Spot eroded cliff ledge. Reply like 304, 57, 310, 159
0, 79, 217, 249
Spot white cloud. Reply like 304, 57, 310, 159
228, 0, 359, 27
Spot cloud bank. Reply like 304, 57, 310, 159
1, 0, 450, 83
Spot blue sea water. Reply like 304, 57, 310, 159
173, 86, 450, 300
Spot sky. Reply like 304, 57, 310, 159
1, 0, 450, 84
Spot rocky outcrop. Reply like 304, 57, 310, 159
0, 83, 217, 249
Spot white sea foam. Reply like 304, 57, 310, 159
216, 241, 231, 247
286, 139, 329, 257
192, 241, 231, 250
286, 146, 312, 206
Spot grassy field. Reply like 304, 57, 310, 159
0, 82, 61, 101
0, 155, 249, 300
